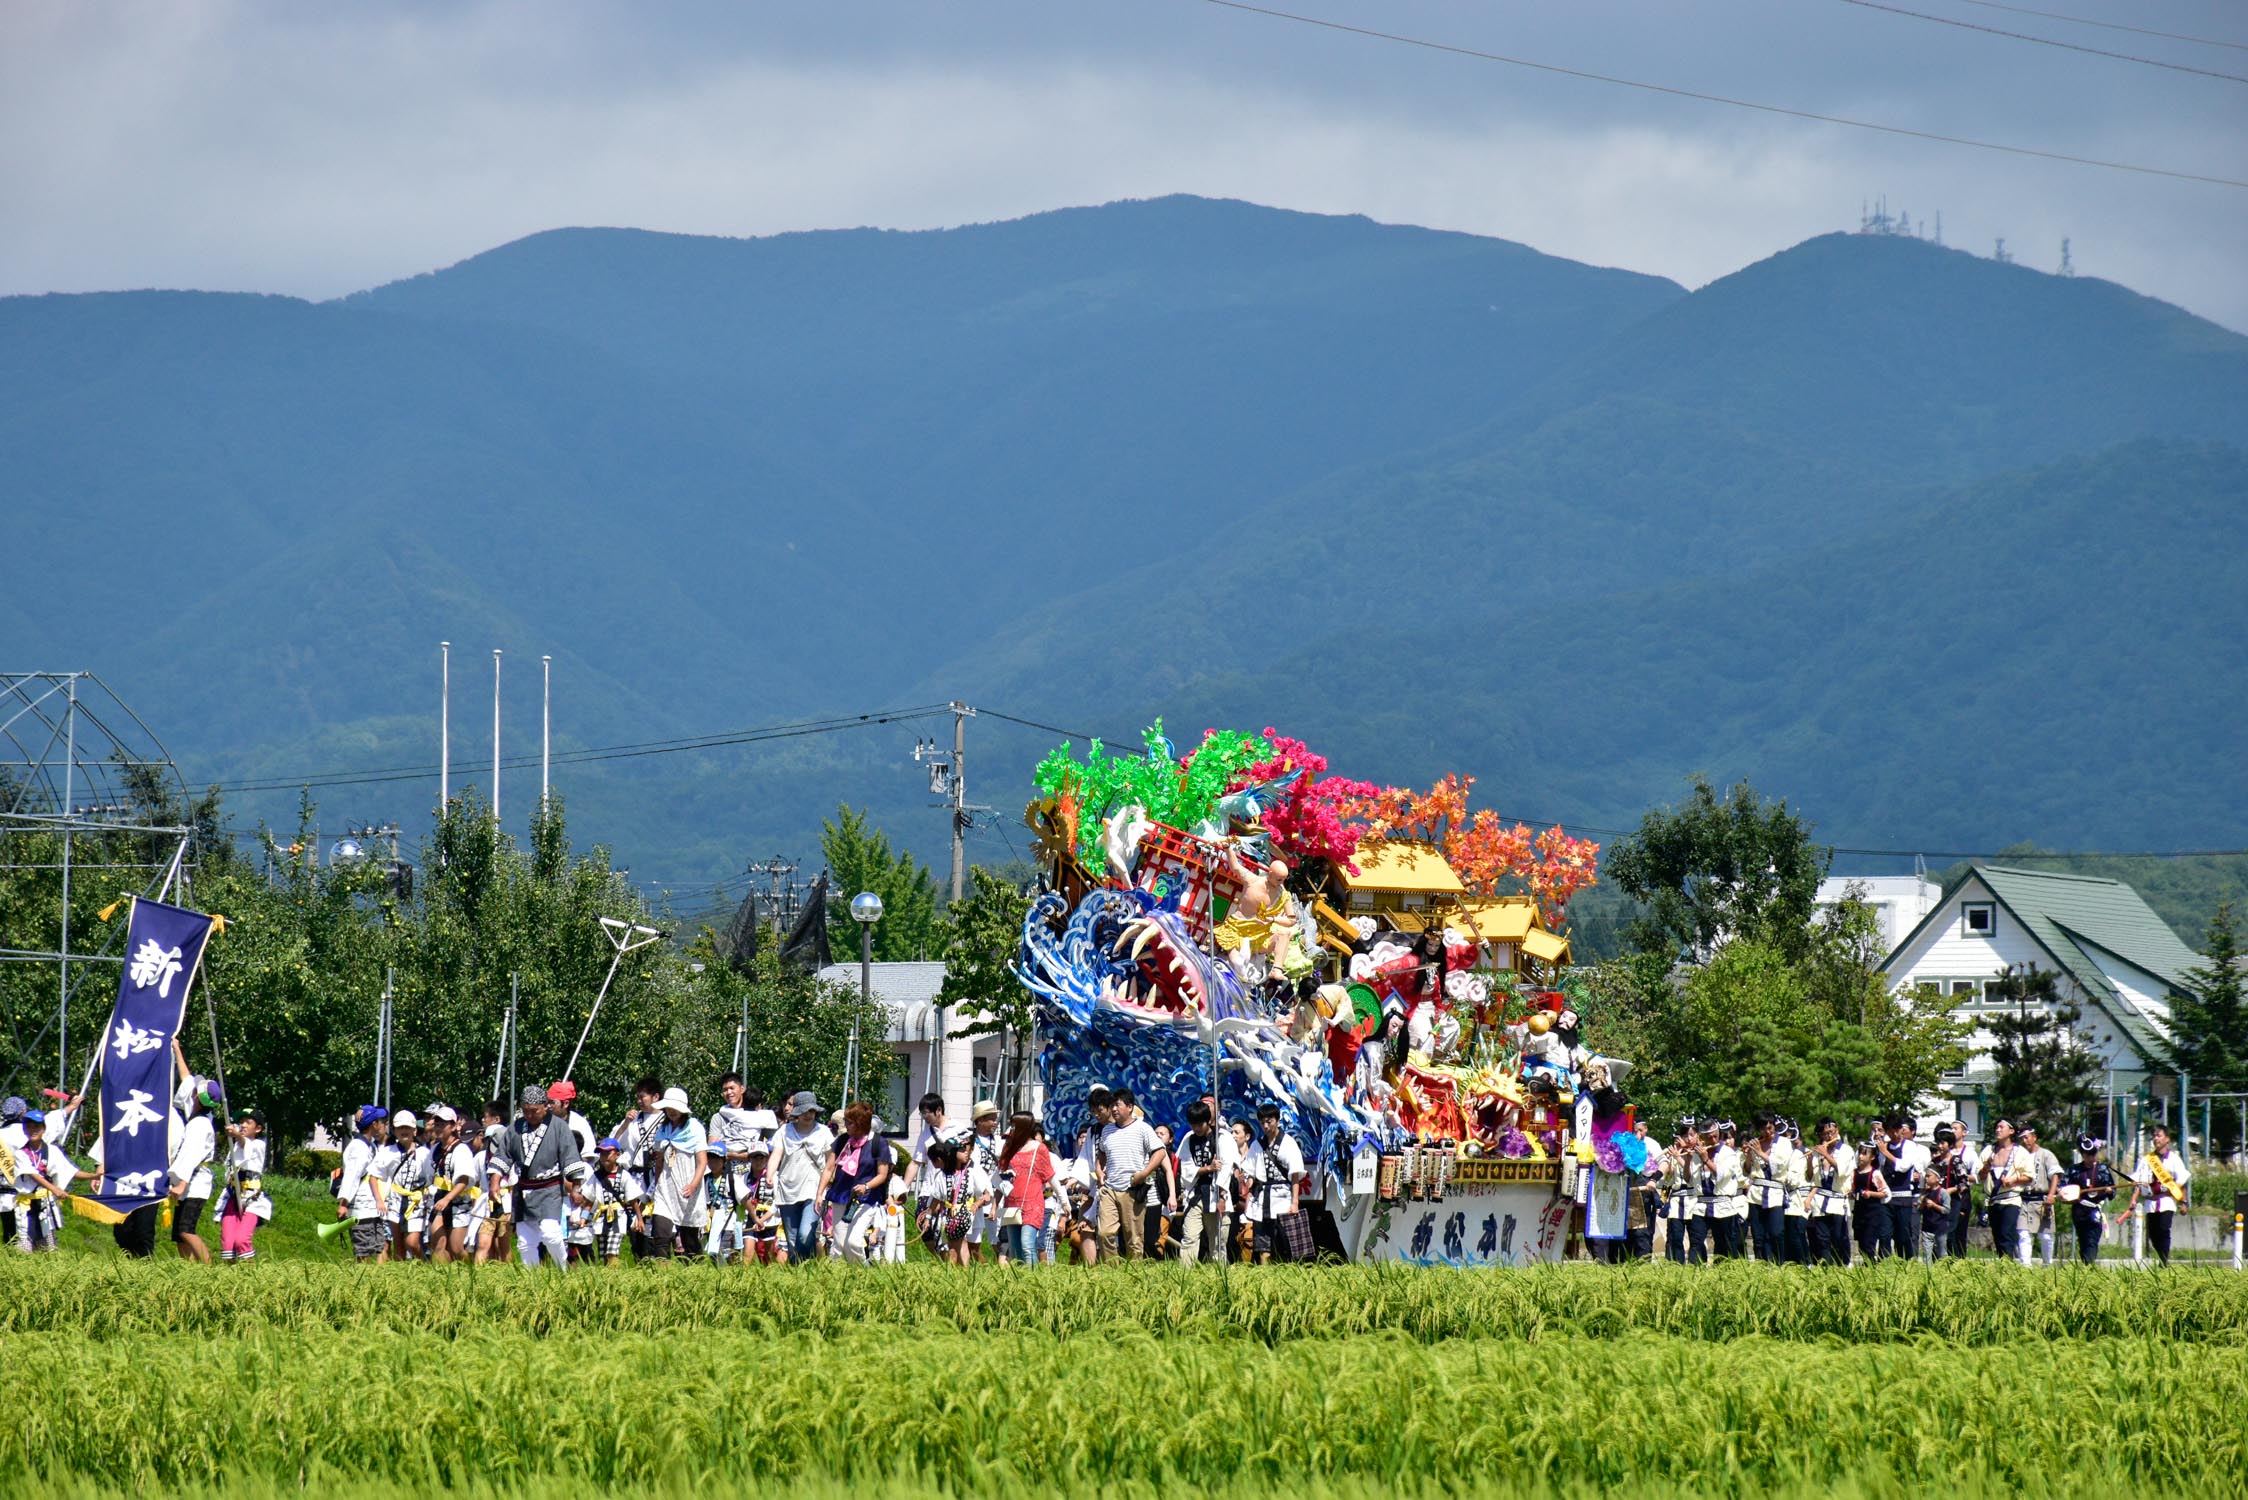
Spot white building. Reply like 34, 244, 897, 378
1880, 865, 2202, 1135
1818, 874, 1938, 953
814, 959, 1012, 1129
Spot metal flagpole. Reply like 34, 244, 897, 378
384, 966, 395, 1114
57, 673, 75, 1090
440, 642, 451, 806
490, 990, 511, 1103
507, 972, 519, 1106
491, 649, 502, 825
541, 655, 551, 810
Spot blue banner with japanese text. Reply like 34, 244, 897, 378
92, 897, 215, 1211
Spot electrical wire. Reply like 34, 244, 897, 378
209, 704, 955, 794
977, 707, 1138, 744
1948, 0, 2248, 54
1831, 0, 2248, 84
1197, 0, 2248, 189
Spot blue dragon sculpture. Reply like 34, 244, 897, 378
1016, 886, 1382, 1176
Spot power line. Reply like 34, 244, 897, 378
1484, 806, 2248, 862
1949, 0, 2248, 54
977, 707, 1138, 744
1197, 0, 2248, 189
208, 705, 956, 795
1833, 0, 2248, 84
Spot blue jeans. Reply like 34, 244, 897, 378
778, 1200, 821, 1262
1001, 1223, 1040, 1264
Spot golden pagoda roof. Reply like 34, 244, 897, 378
1453, 896, 1538, 944
1521, 928, 1572, 965
1339, 839, 1465, 896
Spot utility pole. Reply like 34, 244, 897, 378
950, 701, 968, 904
908, 702, 989, 1115
57, 673, 75, 1090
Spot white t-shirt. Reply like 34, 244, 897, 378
1097, 1118, 1160, 1192
910, 1118, 948, 1196
772, 1121, 834, 1206
169, 1113, 216, 1200
445, 1142, 484, 1210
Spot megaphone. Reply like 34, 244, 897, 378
316, 1218, 351, 1240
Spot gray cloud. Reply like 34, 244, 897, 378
2, 0, 2242, 327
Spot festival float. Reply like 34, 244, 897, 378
1015, 724, 1629, 1265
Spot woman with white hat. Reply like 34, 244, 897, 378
646, 1086, 710, 1259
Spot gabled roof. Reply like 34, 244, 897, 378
1455, 896, 1537, 944
1339, 839, 1464, 896
1973, 866, 2201, 992
1885, 865, 2199, 1063
1521, 928, 1572, 965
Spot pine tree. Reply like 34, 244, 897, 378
1985, 963, 2104, 1143
2172, 903, 2246, 1153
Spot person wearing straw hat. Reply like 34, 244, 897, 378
967, 1099, 1006, 1263
645, 1086, 710, 1260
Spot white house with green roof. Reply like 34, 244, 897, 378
1880, 865, 2199, 1133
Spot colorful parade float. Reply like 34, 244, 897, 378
1015, 724, 1636, 1265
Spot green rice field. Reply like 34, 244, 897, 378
4, 1255, 2241, 1497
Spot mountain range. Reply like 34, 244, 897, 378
4, 195, 2243, 924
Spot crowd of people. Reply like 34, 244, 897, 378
312, 1076, 1336, 1268
0, 1068, 2204, 1270
1637, 1111, 2196, 1268
0, 1046, 271, 1262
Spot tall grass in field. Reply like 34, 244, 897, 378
3, 1324, 2240, 1491
4, 1256, 2243, 1346
18, 1469, 2225, 1500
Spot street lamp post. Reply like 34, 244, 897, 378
848, 891, 883, 1106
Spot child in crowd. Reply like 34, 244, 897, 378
219, 1111, 271, 1264
11, 1110, 70, 1253
742, 1143, 784, 1264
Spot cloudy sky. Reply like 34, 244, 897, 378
5, 0, 2244, 328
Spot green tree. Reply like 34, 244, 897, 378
1604, 776, 1831, 964
1984, 963, 2104, 1142
936, 865, 1034, 1110
820, 804, 940, 962
1570, 895, 1965, 1138
693, 939, 893, 1113
2172, 902, 2246, 1153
